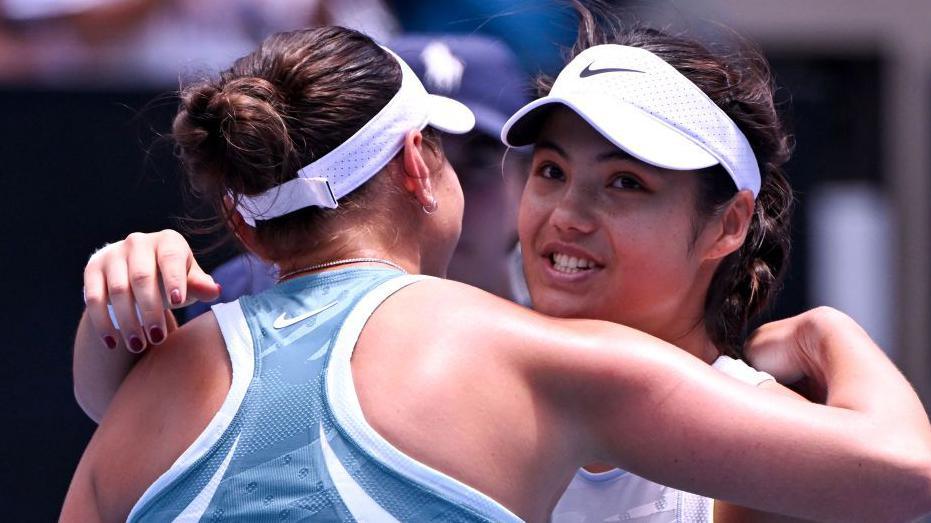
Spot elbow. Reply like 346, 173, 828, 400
876, 444, 931, 522
73, 384, 103, 424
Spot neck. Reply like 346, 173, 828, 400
624, 305, 721, 364
274, 243, 420, 280
650, 272, 721, 364
664, 318, 721, 364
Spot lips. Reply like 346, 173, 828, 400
551, 252, 594, 273
539, 242, 604, 278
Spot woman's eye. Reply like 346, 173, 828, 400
611, 175, 643, 190
537, 163, 565, 181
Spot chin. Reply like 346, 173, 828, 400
530, 292, 598, 320
532, 290, 633, 327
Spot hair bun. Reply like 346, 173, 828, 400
170, 27, 405, 261
173, 77, 295, 197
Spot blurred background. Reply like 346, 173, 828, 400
2, 0, 929, 518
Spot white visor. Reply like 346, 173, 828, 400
501, 44, 761, 197
237, 47, 475, 226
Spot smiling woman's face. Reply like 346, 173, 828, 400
518, 107, 715, 337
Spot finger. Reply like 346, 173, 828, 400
83, 256, 119, 350
126, 233, 167, 346
105, 255, 146, 354
186, 262, 221, 303
155, 230, 198, 307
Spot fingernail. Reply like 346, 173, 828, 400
149, 326, 165, 344
170, 289, 182, 306
103, 335, 117, 350
128, 335, 145, 353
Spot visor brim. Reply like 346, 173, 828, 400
427, 94, 476, 135
501, 94, 719, 172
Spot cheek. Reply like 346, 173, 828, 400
517, 188, 548, 246
606, 213, 700, 302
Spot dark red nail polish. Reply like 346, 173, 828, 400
103, 335, 117, 350
129, 335, 145, 353
150, 326, 165, 344
170, 289, 182, 306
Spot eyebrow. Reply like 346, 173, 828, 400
534, 139, 636, 163
597, 149, 635, 163
534, 139, 569, 158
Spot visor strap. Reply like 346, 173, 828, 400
236, 46, 430, 224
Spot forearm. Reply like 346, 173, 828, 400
73, 309, 156, 422
554, 317, 931, 521
810, 308, 931, 446
734, 307, 931, 519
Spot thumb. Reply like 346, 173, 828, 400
186, 262, 222, 303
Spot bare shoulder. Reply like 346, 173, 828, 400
380, 277, 665, 363
363, 278, 683, 421
71, 312, 231, 521
365, 277, 701, 415
352, 277, 619, 513
351, 277, 724, 514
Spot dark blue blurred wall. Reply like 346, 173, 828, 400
0, 89, 189, 517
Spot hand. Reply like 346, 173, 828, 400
83, 230, 221, 353
744, 307, 854, 402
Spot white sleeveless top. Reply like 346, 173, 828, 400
551, 355, 774, 523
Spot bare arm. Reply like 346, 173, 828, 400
714, 380, 811, 523
529, 308, 931, 522
359, 279, 931, 521
70, 231, 931, 520
72, 310, 143, 423
63, 312, 230, 521
74, 231, 220, 421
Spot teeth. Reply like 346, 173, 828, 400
551, 252, 594, 273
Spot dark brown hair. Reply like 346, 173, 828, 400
541, 2, 794, 357
172, 26, 437, 260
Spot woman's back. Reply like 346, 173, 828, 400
66, 259, 931, 522
97, 268, 542, 521
73, 265, 676, 521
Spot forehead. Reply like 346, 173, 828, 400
535, 107, 638, 164
533, 106, 705, 197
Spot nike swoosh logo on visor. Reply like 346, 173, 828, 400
272, 301, 339, 329
579, 63, 645, 78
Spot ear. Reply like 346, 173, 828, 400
223, 195, 270, 260
399, 129, 438, 208
702, 190, 755, 261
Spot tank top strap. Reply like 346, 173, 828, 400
324, 274, 524, 523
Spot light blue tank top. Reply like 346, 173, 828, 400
127, 268, 522, 522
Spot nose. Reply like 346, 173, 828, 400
548, 183, 597, 236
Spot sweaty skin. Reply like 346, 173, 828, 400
65, 127, 931, 523
64, 273, 931, 522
